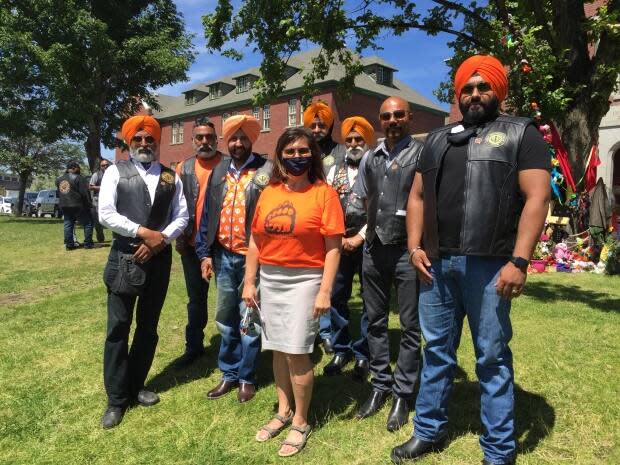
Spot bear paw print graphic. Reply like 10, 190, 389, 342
264, 201, 296, 235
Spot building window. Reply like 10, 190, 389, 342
236, 75, 252, 93
253, 106, 260, 120
209, 84, 221, 100
375, 66, 393, 86
288, 98, 297, 127
185, 92, 195, 105
262, 104, 270, 130
171, 121, 184, 144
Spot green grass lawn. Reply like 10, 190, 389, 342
1, 216, 619, 465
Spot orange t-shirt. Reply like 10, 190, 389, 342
251, 181, 345, 268
176, 155, 221, 244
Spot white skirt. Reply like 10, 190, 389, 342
259, 264, 323, 354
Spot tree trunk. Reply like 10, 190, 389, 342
14, 170, 30, 216
555, 96, 610, 187
84, 118, 102, 172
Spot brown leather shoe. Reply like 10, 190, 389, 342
207, 380, 238, 399
237, 382, 256, 403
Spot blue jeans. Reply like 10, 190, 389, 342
413, 255, 514, 464
212, 246, 260, 384
180, 247, 209, 354
63, 207, 93, 247
330, 247, 369, 360
319, 312, 332, 342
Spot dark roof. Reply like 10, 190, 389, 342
153, 48, 447, 121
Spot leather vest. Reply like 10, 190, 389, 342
113, 160, 176, 242
365, 137, 423, 245
201, 155, 272, 256
331, 160, 367, 237
322, 143, 346, 175
420, 115, 532, 258
57, 173, 84, 209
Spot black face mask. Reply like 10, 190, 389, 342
283, 157, 312, 176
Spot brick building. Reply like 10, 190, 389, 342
116, 49, 447, 167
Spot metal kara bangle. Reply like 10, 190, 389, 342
408, 246, 422, 264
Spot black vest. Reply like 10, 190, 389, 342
366, 137, 424, 245
331, 160, 367, 237
113, 160, 176, 242
178, 153, 222, 237
57, 172, 84, 209
322, 143, 347, 175
201, 155, 272, 256
420, 115, 532, 258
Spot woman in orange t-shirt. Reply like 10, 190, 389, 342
242, 127, 344, 457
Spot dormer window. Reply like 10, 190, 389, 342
236, 75, 253, 93
209, 84, 222, 100
365, 64, 394, 87
184, 90, 207, 105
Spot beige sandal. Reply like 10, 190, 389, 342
278, 424, 312, 457
255, 413, 294, 442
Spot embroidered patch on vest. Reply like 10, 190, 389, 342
58, 180, 71, 194
160, 171, 175, 184
254, 172, 270, 187
322, 155, 335, 168
485, 132, 507, 147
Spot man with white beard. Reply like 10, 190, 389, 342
98, 115, 188, 429
172, 117, 223, 369
323, 116, 374, 382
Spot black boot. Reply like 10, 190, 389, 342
101, 406, 126, 429
390, 436, 447, 463
323, 353, 352, 376
351, 359, 370, 382
356, 389, 389, 419
386, 396, 410, 432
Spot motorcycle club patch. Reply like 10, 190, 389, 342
254, 171, 270, 187
485, 132, 507, 147
322, 155, 335, 168
58, 180, 71, 194
160, 171, 175, 185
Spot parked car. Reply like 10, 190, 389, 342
22, 192, 39, 216
35, 189, 61, 218
0, 196, 12, 214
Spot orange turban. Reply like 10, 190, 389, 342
222, 114, 261, 145
454, 55, 508, 102
341, 116, 375, 146
121, 115, 161, 145
303, 101, 334, 128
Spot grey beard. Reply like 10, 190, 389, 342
346, 146, 366, 161
196, 146, 217, 159
129, 147, 155, 163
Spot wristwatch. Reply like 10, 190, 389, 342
509, 256, 529, 273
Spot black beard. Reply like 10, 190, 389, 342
230, 148, 251, 161
460, 97, 500, 125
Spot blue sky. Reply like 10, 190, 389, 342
102, 0, 457, 159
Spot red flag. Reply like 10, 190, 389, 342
549, 123, 577, 192
584, 145, 601, 192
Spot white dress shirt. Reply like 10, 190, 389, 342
98, 158, 188, 242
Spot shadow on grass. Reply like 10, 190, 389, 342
4, 217, 62, 224
146, 332, 283, 394
448, 366, 555, 454
525, 280, 620, 313
146, 334, 221, 394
